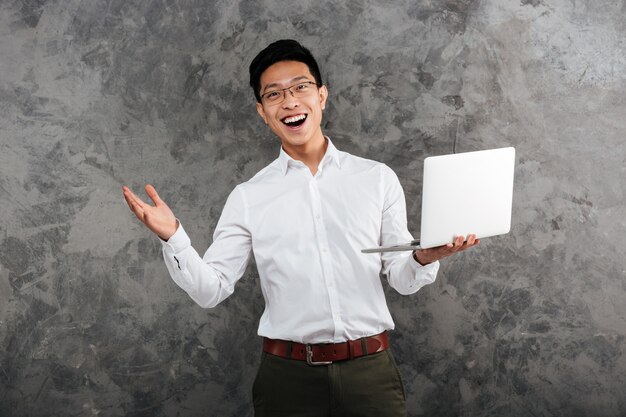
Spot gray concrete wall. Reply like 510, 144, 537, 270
1, 0, 625, 416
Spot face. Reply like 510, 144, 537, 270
256, 60, 328, 152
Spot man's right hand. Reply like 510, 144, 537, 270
122, 184, 179, 241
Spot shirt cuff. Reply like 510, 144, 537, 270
409, 251, 439, 271
160, 219, 191, 253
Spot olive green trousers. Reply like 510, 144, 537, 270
252, 349, 407, 417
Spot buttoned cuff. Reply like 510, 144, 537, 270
160, 219, 191, 253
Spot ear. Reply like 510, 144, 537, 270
256, 102, 268, 124
319, 85, 328, 110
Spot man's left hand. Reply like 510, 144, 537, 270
413, 234, 480, 266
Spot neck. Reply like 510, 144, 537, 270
282, 132, 328, 175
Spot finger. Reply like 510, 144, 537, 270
458, 235, 480, 251
145, 184, 165, 207
128, 198, 145, 221
122, 188, 141, 213
453, 235, 464, 251
122, 190, 135, 212
123, 186, 149, 209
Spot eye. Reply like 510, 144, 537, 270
295, 83, 310, 91
265, 91, 281, 100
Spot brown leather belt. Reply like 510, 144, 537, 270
263, 331, 389, 365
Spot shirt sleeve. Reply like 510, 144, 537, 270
160, 185, 252, 308
379, 164, 440, 295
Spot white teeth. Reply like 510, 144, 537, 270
284, 114, 306, 123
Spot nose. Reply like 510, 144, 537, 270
281, 91, 300, 108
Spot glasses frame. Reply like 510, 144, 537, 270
260, 81, 320, 105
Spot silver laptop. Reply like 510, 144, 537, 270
362, 147, 516, 252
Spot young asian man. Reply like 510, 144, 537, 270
122, 39, 479, 417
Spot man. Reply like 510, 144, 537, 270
122, 39, 478, 417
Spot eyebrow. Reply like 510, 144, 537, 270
262, 76, 312, 93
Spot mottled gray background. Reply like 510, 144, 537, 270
1, 0, 625, 416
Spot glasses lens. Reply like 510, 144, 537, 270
292, 82, 312, 97
264, 91, 282, 103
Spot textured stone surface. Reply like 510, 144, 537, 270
1, 0, 625, 416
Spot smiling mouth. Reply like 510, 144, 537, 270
281, 113, 308, 128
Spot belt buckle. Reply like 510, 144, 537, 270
306, 344, 332, 366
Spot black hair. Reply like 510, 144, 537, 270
249, 39, 323, 103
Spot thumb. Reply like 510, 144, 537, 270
145, 184, 164, 207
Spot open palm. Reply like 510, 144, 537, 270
122, 184, 178, 241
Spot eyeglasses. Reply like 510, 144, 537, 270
260, 81, 319, 104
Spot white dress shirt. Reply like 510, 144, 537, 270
161, 137, 439, 344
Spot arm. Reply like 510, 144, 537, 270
377, 166, 480, 294
123, 184, 252, 308
379, 165, 440, 295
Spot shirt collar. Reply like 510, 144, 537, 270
278, 136, 341, 176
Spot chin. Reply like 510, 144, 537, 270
282, 136, 310, 147
277, 128, 310, 143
